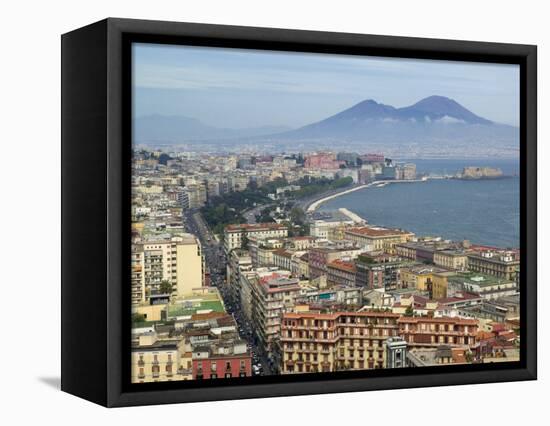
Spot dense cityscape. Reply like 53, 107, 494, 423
131, 150, 520, 383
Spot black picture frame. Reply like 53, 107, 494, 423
61, 17, 537, 407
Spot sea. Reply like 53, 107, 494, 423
319, 158, 520, 248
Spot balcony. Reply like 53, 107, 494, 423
401, 330, 473, 337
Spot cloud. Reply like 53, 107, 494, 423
437, 115, 466, 124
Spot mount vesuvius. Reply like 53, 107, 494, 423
277, 96, 517, 145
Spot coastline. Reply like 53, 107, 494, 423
306, 178, 427, 213
306, 176, 519, 248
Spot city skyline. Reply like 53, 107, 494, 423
133, 43, 520, 129
131, 148, 521, 383
130, 43, 521, 383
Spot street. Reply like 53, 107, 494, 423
184, 209, 273, 376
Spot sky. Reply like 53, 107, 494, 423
133, 43, 520, 129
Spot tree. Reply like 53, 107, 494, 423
241, 234, 250, 250
289, 207, 306, 225
132, 313, 146, 323
159, 280, 173, 295
404, 304, 414, 317
298, 222, 310, 237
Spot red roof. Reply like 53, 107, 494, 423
283, 311, 400, 320
328, 259, 357, 273
398, 316, 478, 325
225, 223, 287, 232
346, 226, 412, 237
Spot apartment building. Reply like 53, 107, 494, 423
250, 273, 302, 359
226, 249, 253, 304
280, 311, 401, 374
272, 249, 293, 271
310, 219, 354, 239
345, 226, 414, 252
398, 317, 479, 348
131, 246, 145, 304
224, 223, 288, 252
308, 246, 362, 280
399, 265, 455, 298
185, 183, 207, 208
433, 249, 468, 271
467, 250, 520, 282
355, 251, 414, 290
395, 240, 464, 263
326, 259, 357, 287
131, 332, 188, 383
131, 234, 204, 303
291, 252, 309, 279
192, 340, 252, 379
448, 272, 518, 300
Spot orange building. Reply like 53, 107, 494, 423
280, 311, 401, 374
398, 317, 478, 348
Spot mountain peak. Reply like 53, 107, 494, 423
401, 96, 492, 124
414, 95, 458, 108
359, 99, 380, 105
334, 98, 397, 120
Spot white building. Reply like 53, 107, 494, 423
224, 223, 288, 252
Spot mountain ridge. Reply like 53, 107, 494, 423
134, 114, 292, 144
278, 95, 515, 144
134, 96, 518, 152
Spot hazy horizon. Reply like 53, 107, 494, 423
133, 43, 520, 129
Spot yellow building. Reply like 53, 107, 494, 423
400, 265, 455, 296
135, 184, 163, 194
132, 303, 166, 322
400, 267, 434, 291
344, 226, 414, 253
175, 234, 204, 296
434, 249, 468, 271
132, 234, 204, 303
432, 271, 455, 299
131, 332, 191, 383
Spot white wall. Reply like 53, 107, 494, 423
1, 0, 546, 424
